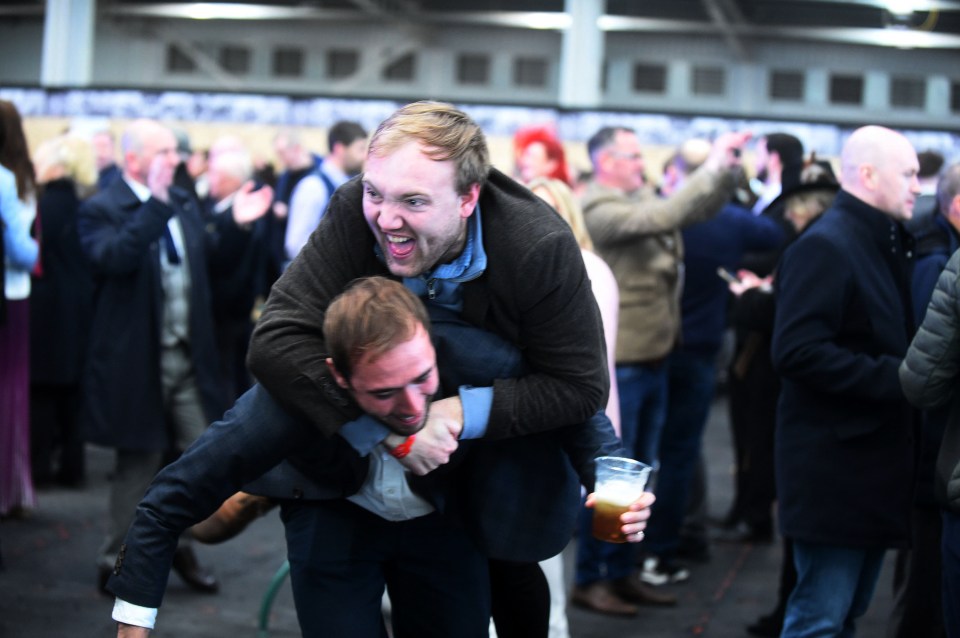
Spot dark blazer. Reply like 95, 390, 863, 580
248, 313, 624, 562
108, 324, 622, 607
771, 190, 917, 548
29, 179, 94, 385
77, 178, 222, 451
201, 198, 269, 323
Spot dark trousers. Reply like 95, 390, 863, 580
29, 383, 85, 484
489, 559, 550, 638
888, 506, 945, 638
727, 348, 778, 530
942, 510, 960, 638
213, 317, 254, 405
281, 499, 491, 638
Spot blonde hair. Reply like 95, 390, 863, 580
784, 161, 839, 232
369, 101, 489, 195
34, 135, 97, 191
527, 177, 594, 252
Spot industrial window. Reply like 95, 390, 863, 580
166, 44, 196, 73
632, 63, 667, 93
273, 48, 304, 78
219, 46, 251, 74
692, 66, 725, 96
383, 53, 416, 81
890, 76, 925, 109
457, 54, 490, 85
769, 69, 804, 101
327, 49, 359, 79
830, 74, 863, 105
514, 57, 548, 88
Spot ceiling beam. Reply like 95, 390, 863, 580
88, 2, 960, 49
701, 0, 749, 60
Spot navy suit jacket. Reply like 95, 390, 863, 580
108, 319, 623, 607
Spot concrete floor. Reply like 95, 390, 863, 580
0, 394, 897, 638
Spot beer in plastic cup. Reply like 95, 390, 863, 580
591, 456, 651, 543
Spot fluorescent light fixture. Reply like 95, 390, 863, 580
885, 0, 916, 16
183, 3, 277, 20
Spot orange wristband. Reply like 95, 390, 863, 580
389, 435, 416, 459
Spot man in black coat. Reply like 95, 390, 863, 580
201, 145, 271, 403
77, 119, 270, 597
771, 125, 920, 636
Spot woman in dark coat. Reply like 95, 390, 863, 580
29, 135, 96, 486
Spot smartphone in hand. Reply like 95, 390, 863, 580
717, 267, 741, 285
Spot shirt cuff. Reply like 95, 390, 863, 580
339, 415, 391, 455
458, 386, 493, 440
113, 598, 158, 630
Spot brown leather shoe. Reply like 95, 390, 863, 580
171, 547, 219, 593
611, 573, 678, 606
570, 581, 639, 616
191, 492, 275, 544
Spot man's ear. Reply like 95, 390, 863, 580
859, 164, 877, 191
459, 182, 481, 219
947, 195, 960, 234
325, 357, 350, 390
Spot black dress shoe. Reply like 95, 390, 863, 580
171, 547, 219, 593
746, 611, 784, 637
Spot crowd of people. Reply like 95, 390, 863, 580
0, 97, 958, 638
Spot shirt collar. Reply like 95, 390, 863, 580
124, 176, 152, 203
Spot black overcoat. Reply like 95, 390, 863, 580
77, 179, 222, 451
772, 190, 917, 548
29, 179, 94, 385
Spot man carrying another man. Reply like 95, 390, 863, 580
107, 102, 649, 637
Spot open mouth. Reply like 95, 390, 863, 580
391, 413, 422, 432
386, 234, 416, 259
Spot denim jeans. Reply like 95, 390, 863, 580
782, 541, 886, 638
615, 362, 668, 466
643, 349, 716, 558
573, 361, 667, 586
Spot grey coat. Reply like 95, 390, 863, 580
900, 247, 960, 513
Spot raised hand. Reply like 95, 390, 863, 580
231, 181, 275, 226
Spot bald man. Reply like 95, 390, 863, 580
77, 119, 272, 598
770, 126, 920, 636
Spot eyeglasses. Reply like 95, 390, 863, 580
606, 151, 643, 162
